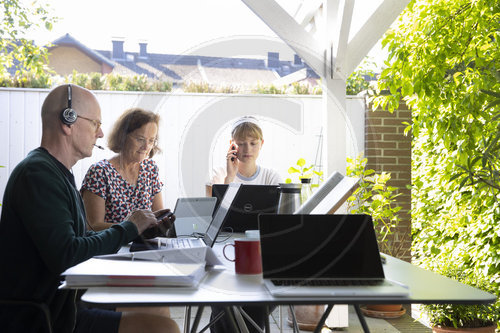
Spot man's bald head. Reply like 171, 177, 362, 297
41, 84, 98, 131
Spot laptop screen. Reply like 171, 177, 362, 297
258, 214, 385, 279
169, 197, 217, 237
212, 184, 280, 231
203, 183, 241, 247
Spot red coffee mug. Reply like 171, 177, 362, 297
223, 238, 262, 274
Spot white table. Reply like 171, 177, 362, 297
80, 243, 496, 333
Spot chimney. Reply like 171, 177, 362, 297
267, 52, 280, 68
111, 38, 125, 60
294, 54, 302, 66
139, 40, 148, 59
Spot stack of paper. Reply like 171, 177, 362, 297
62, 258, 206, 288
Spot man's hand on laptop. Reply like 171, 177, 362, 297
125, 209, 159, 235
136, 209, 176, 239
155, 209, 176, 230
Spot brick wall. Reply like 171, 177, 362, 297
365, 101, 412, 262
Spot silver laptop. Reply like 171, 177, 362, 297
259, 214, 410, 297
97, 184, 241, 265
171, 197, 217, 237
161, 183, 241, 249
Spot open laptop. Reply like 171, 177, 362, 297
97, 183, 241, 265
212, 184, 280, 231
169, 197, 217, 237
258, 214, 410, 297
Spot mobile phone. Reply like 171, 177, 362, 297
231, 145, 237, 161
157, 211, 173, 222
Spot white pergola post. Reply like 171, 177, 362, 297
321, 0, 352, 175
242, 0, 409, 174
241, 0, 410, 327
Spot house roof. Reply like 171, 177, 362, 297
49, 33, 319, 86
96, 49, 318, 85
49, 34, 115, 68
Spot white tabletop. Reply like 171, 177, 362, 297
80, 238, 496, 308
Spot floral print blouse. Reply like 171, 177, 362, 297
81, 159, 163, 224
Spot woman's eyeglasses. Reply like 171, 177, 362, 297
131, 135, 158, 147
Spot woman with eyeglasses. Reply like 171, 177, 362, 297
81, 107, 173, 233
80, 107, 174, 319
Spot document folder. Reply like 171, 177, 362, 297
62, 258, 206, 288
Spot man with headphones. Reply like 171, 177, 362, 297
0, 84, 180, 333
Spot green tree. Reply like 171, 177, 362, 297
0, 0, 57, 78
346, 60, 376, 95
373, 0, 500, 288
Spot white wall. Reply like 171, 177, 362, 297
0, 88, 365, 211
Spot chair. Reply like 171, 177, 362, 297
0, 299, 53, 333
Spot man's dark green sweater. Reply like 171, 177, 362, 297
0, 148, 139, 332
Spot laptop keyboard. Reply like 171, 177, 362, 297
164, 238, 194, 249
271, 279, 384, 286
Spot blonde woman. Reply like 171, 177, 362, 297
206, 116, 282, 196
207, 116, 281, 333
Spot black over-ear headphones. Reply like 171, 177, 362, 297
60, 84, 78, 125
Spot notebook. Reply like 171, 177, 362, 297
62, 258, 206, 288
258, 214, 410, 297
169, 197, 217, 237
212, 184, 280, 231
97, 183, 241, 265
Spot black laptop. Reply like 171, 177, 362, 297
212, 184, 280, 232
258, 214, 409, 297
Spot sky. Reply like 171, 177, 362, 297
25, 0, 388, 67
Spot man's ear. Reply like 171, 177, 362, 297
61, 122, 72, 136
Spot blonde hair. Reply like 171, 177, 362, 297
231, 117, 263, 141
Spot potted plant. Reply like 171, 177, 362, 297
285, 157, 323, 186
421, 264, 499, 332
284, 158, 326, 330
346, 155, 407, 258
346, 155, 408, 317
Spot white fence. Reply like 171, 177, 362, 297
0, 88, 365, 210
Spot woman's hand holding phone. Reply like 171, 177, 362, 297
229, 142, 238, 161
225, 141, 238, 182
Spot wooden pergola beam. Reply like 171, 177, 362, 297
345, 0, 410, 75
330, 0, 354, 79
241, 0, 327, 77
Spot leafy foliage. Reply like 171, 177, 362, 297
0, 0, 57, 79
373, 0, 500, 321
422, 264, 499, 328
252, 83, 287, 95
290, 82, 311, 95
346, 61, 376, 95
455, 81, 500, 192
182, 81, 236, 93
346, 155, 406, 258
0, 70, 52, 88
63, 71, 173, 92
285, 158, 323, 185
